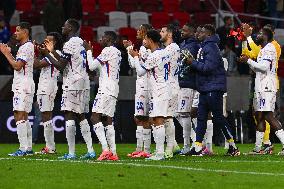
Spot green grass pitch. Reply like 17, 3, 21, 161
0, 143, 284, 189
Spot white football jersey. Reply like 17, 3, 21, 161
96, 46, 121, 98
249, 43, 278, 92
61, 37, 89, 90
164, 43, 180, 84
135, 46, 150, 93
37, 50, 61, 95
144, 48, 169, 98
13, 40, 35, 93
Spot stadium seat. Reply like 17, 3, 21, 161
34, 0, 48, 12
81, 0, 96, 14
151, 12, 170, 29
193, 12, 214, 25
138, 0, 160, 13
162, 0, 180, 12
97, 26, 115, 41
80, 26, 94, 42
98, 0, 117, 13
227, 0, 244, 12
119, 27, 137, 44
119, 0, 138, 13
31, 25, 47, 43
82, 11, 107, 28
16, 0, 32, 12
180, 0, 201, 13
172, 12, 190, 27
20, 10, 41, 25
90, 42, 103, 59
109, 11, 128, 30
130, 11, 149, 29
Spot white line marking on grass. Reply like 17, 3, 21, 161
1, 157, 284, 176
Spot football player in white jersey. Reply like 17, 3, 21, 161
85, 31, 121, 161
159, 24, 181, 158
0, 22, 35, 156
240, 28, 284, 155
130, 30, 169, 160
41, 19, 95, 160
124, 24, 152, 158
34, 32, 63, 154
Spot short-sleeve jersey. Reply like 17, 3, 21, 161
13, 40, 35, 93
96, 46, 122, 98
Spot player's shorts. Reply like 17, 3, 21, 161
61, 89, 90, 114
134, 90, 149, 117
37, 93, 56, 112
13, 92, 33, 113
149, 97, 169, 118
92, 93, 117, 117
253, 91, 276, 112
167, 88, 179, 117
191, 91, 200, 108
177, 88, 195, 113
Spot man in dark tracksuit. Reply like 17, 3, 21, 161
186, 24, 240, 156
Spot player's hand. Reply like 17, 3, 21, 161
38, 44, 49, 56
185, 56, 194, 64
242, 23, 252, 38
44, 39, 54, 52
83, 40, 93, 52
0, 43, 11, 55
129, 49, 139, 58
239, 55, 249, 63
123, 40, 132, 48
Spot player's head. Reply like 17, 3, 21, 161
46, 32, 63, 50
137, 24, 153, 40
62, 19, 80, 37
198, 24, 215, 42
100, 31, 117, 47
224, 16, 233, 27
195, 25, 203, 40
15, 22, 31, 41
255, 27, 274, 45
160, 24, 181, 44
181, 23, 196, 39
144, 29, 161, 49
264, 24, 275, 34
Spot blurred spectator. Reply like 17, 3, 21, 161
43, 0, 65, 34
276, 0, 284, 28
0, 0, 16, 26
63, 0, 82, 21
0, 12, 10, 43
116, 35, 130, 76
216, 16, 234, 51
222, 42, 238, 76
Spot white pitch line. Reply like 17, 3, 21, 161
1, 157, 284, 176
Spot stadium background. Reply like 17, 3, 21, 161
0, 0, 284, 145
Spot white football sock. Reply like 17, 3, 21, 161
152, 125, 156, 143
43, 120, 55, 150
154, 125, 165, 156
165, 118, 175, 152
26, 120, 32, 151
105, 125, 116, 155
80, 119, 94, 153
93, 122, 108, 151
66, 120, 76, 155
191, 118, 197, 147
275, 129, 284, 148
16, 120, 28, 151
255, 131, 264, 150
205, 120, 213, 152
136, 126, 143, 152
143, 128, 151, 153
181, 116, 191, 148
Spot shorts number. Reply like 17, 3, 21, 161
93, 99, 98, 107
181, 100, 186, 109
136, 102, 144, 111
259, 98, 266, 108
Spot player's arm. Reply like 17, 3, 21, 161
240, 54, 270, 73
0, 43, 25, 71
129, 48, 147, 76
34, 57, 49, 69
241, 24, 261, 59
86, 50, 101, 71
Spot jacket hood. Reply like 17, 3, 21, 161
202, 34, 220, 46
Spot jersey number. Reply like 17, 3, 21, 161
80, 50, 87, 68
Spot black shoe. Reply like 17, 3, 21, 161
226, 146, 240, 156
183, 147, 203, 156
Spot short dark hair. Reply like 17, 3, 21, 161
223, 16, 232, 23
67, 19, 80, 33
203, 24, 216, 35
146, 29, 161, 43
165, 24, 181, 43
184, 23, 197, 32
262, 27, 274, 42
264, 24, 275, 32
141, 24, 153, 31
47, 32, 63, 50
104, 31, 117, 43
18, 22, 31, 39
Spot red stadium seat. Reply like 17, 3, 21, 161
193, 12, 214, 25
138, 0, 160, 13
91, 42, 103, 58
119, 0, 138, 13
151, 12, 170, 29
180, 0, 202, 13
227, 0, 244, 12
34, 0, 48, 11
172, 12, 190, 27
162, 0, 180, 13
119, 27, 137, 44
80, 26, 94, 42
81, 0, 96, 14
16, 0, 32, 12
98, 0, 117, 13
82, 11, 107, 28
20, 10, 41, 25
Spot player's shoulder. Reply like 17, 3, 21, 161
20, 40, 34, 50
263, 43, 276, 53
168, 42, 180, 50
64, 37, 83, 47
